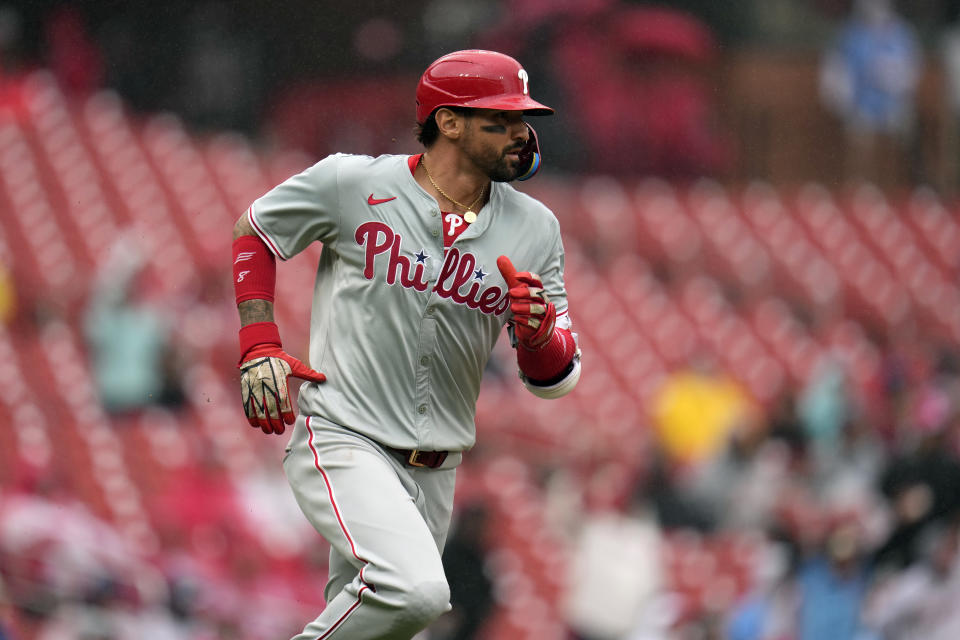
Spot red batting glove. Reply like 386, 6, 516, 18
238, 323, 325, 435
497, 255, 557, 351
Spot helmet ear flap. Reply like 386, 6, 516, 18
516, 123, 542, 181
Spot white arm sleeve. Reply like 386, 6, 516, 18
521, 350, 582, 399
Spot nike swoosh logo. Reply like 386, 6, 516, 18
367, 194, 397, 205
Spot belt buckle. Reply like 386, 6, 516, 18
407, 450, 428, 467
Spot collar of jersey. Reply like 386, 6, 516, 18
403, 154, 500, 240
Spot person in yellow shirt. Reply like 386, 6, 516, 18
0, 261, 15, 325
651, 355, 758, 468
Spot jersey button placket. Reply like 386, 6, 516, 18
414, 305, 438, 441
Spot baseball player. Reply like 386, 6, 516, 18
231, 49, 581, 639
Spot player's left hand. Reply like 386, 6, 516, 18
239, 345, 326, 435
497, 255, 556, 350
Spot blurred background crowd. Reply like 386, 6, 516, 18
2, 0, 960, 639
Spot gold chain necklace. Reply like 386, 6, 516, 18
422, 157, 486, 223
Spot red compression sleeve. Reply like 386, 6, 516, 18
517, 327, 576, 383
233, 235, 276, 304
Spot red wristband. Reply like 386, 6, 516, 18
239, 321, 282, 361
233, 235, 276, 304
517, 327, 576, 382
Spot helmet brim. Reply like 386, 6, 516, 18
460, 94, 554, 116
420, 95, 555, 123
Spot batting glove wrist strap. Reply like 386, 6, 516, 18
517, 327, 576, 382
238, 321, 282, 363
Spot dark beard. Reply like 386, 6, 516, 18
482, 149, 523, 182
462, 134, 522, 182
489, 159, 519, 182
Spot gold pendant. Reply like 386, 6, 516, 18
464, 211, 477, 224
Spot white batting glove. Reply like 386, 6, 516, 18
239, 345, 325, 435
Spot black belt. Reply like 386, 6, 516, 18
389, 448, 449, 469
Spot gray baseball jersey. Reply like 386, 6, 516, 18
247, 153, 570, 452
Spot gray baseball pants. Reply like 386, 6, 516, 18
283, 415, 459, 639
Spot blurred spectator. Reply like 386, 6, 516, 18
0, 260, 14, 326
83, 234, 185, 417
873, 423, 960, 570
683, 408, 805, 533
650, 354, 758, 469
432, 502, 495, 640
795, 513, 874, 640
563, 465, 666, 640
819, 0, 921, 186
863, 518, 960, 639
725, 532, 799, 640
35, 574, 131, 640
798, 355, 852, 455
812, 415, 887, 533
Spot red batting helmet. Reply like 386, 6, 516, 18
416, 50, 554, 124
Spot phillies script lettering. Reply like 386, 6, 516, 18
355, 221, 509, 315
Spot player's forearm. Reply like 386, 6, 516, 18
238, 299, 274, 327
233, 224, 281, 361
233, 211, 278, 323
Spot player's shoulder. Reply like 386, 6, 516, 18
315, 152, 407, 174
303, 153, 409, 189
497, 183, 559, 228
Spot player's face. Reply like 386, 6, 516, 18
461, 110, 528, 182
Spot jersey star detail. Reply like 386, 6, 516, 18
367, 194, 397, 205
355, 221, 509, 316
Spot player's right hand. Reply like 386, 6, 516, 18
239, 345, 326, 435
